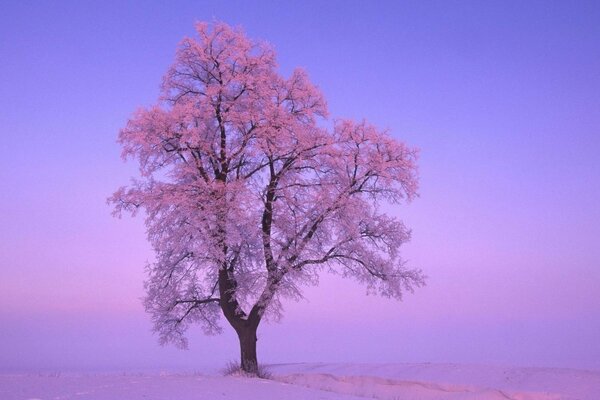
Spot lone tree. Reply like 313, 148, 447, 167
111, 22, 425, 374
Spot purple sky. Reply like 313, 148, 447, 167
1, 1, 599, 372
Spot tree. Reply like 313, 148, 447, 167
110, 22, 425, 374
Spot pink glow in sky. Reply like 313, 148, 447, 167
1, 1, 599, 372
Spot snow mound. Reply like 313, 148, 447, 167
270, 362, 600, 400
275, 372, 560, 400
2, 363, 598, 399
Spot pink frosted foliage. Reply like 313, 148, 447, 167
110, 22, 425, 348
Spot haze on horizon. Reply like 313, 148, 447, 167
1, 1, 599, 372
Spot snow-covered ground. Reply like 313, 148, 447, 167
2, 362, 599, 400
0, 373, 366, 400
270, 362, 600, 399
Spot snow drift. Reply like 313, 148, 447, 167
2, 362, 599, 399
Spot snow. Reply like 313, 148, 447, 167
2, 363, 599, 400
0, 373, 364, 400
271, 363, 600, 400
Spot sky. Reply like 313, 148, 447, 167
1, 0, 599, 372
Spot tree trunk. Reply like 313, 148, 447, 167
217, 269, 263, 375
237, 324, 258, 374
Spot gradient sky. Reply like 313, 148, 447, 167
1, 0, 599, 372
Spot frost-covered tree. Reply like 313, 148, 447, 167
110, 22, 425, 374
